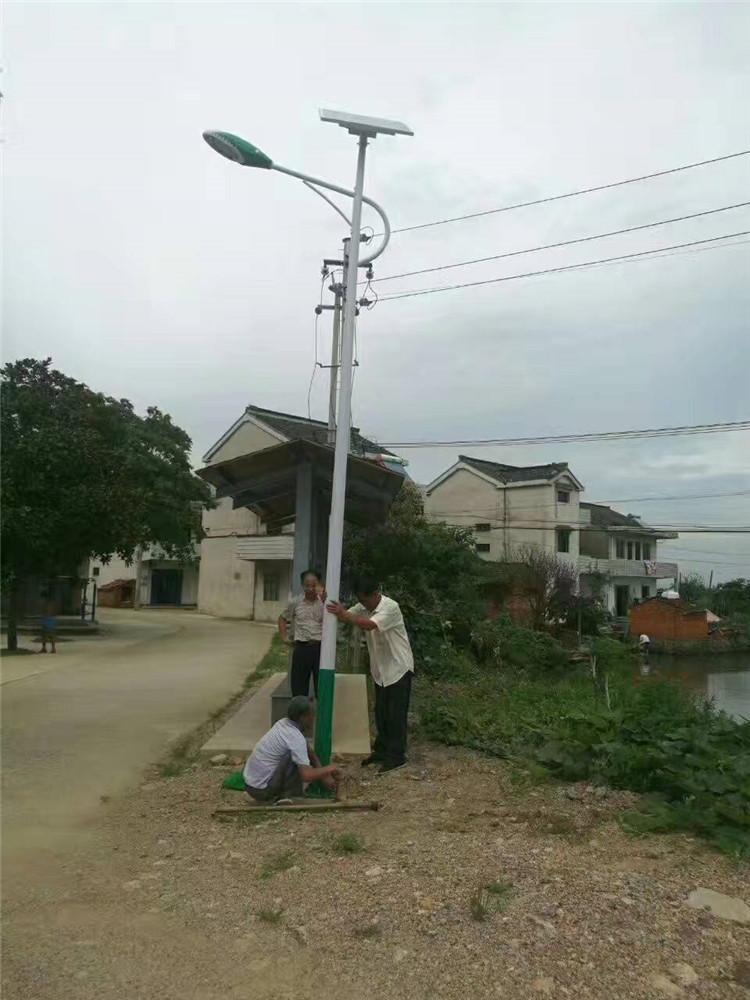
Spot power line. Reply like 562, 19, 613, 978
378, 230, 750, 303
371, 202, 750, 285
381, 418, 750, 450
388, 149, 750, 235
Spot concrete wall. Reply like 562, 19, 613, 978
205, 419, 280, 465
253, 560, 293, 622
198, 534, 255, 618
90, 554, 138, 587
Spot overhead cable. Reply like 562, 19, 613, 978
380, 419, 750, 450
388, 150, 750, 235
378, 231, 750, 303
370, 202, 750, 285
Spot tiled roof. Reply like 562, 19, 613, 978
459, 454, 569, 485
247, 405, 393, 457
580, 502, 643, 528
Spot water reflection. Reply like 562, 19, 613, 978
641, 653, 750, 721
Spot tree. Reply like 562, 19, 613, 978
678, 572, 709, 607
1, 358, 212, 649
343, 480, 488, 669
506, 543, 579, 631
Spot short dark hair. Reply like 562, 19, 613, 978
353, 574, 379, 597
287, 695, 313, 722
300, 568, 321, 584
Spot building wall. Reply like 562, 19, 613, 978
90, 554, 138, 587
253, 560, 293, 622
425, 468, 581, 564
198, 534, 256, 618
630, 602, 708, 641
205, 420, 280, 465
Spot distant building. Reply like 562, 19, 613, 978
423, 455, 679, 617
629, 596, 708, 642
88, 545, 199, 608
579, 503, 678, 616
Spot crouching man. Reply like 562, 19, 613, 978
243, 695, 340, 804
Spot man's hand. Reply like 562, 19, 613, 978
326, 601, 347, 620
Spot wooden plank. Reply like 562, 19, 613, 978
213, 800, 379, 815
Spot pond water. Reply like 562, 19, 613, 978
639, 652, 750, 722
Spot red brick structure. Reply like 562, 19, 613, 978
97, 578, 135, 608
629, 597, 708, 642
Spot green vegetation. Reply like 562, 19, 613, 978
332, 833, 365, 855
257, 906, 284, 923
418, 630, 750, 859
260, 851, 296, 879
353, 923, 381, 940
469, 882, 512, 921
346, 482, 750, 860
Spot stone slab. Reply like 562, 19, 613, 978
201, 672, 371, 757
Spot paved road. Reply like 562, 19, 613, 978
2, 609, 272, 877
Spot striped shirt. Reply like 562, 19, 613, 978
282, 594, 324, 642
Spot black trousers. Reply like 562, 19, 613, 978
373, 670, 412, 766
245, 751, 303, 802
291, 641, 321, 698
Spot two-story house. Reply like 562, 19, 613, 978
198, 404, 396, 622
423, 455, 679, 617
578, 502, 678, 616
423, 455, 585, 564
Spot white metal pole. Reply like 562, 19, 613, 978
315, 135, 368, 764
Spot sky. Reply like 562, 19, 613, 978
3, 1, 750, 583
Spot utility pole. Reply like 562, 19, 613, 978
327, 241, 347, 446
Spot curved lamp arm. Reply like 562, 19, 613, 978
273, 163, 391, 264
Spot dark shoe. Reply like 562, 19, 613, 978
360, 754, 383, 767
377, 761, 406, 775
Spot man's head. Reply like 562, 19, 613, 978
354, 574, 381, 612
287, 695, 314, 733
301, 569, 321, 600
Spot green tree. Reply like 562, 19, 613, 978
1, 358, 212, 649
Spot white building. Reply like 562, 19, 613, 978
197, 404, 394, 622
88, 545, 199, 607
423, 454, 678, 616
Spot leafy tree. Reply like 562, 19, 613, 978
343, 480, 488, 672
678, 571, 709, 607
1, 358, 212, 649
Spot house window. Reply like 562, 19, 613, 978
475, 523, 491, 532
634, 542, 641, 561
643, 542, 651, 560
642, 585, 651, 600
556, 529, 571, 554
476, 543, 491, 554
616, 539, 625, 559
263, 574, 280, 602
92, 567, 100, 577
557, 490, 570, 504
627, 541, 634, 560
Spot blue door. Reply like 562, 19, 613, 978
150, 569, 183, 605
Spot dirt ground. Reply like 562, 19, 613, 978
3, 738, 749, 1000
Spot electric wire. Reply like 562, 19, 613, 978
369, 202, 750, 285
387, 150, 750, 236
377, 231, 750, 303
380, 418, 750, 450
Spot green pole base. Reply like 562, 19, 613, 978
304, 782, 336, 800
314, 668, 335, 765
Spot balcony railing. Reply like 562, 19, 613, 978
579, 556, 678, 578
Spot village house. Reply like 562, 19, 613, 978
630, 595, 709, 643
197, 404, 399, 622
423, 455, 679, 616
88, 545, 199, 608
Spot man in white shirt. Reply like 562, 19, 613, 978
328, 576, 414, 775
243, 696, 340, 803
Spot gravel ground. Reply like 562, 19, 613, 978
4, 740, 749, 1000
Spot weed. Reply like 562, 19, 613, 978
332, 833, 365, 855
353, 923, 381, 939
469, 890, 491, 922
257, 907, 284, 924
159, 761, 184, 779
484, 880, 513, 900
260, 851, 296, 879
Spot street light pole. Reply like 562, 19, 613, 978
315, 135, 369, 764
326, 244, 346, 447
202, 110, 413, 764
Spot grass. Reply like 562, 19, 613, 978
353, 923, 381, 940
417, 635, 750, 860
260, 851, 296, 879
257, 906, 284, 924
470, 881, 514, 921
332, 833, 365, 855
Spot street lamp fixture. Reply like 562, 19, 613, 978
203, 109, 412, 766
